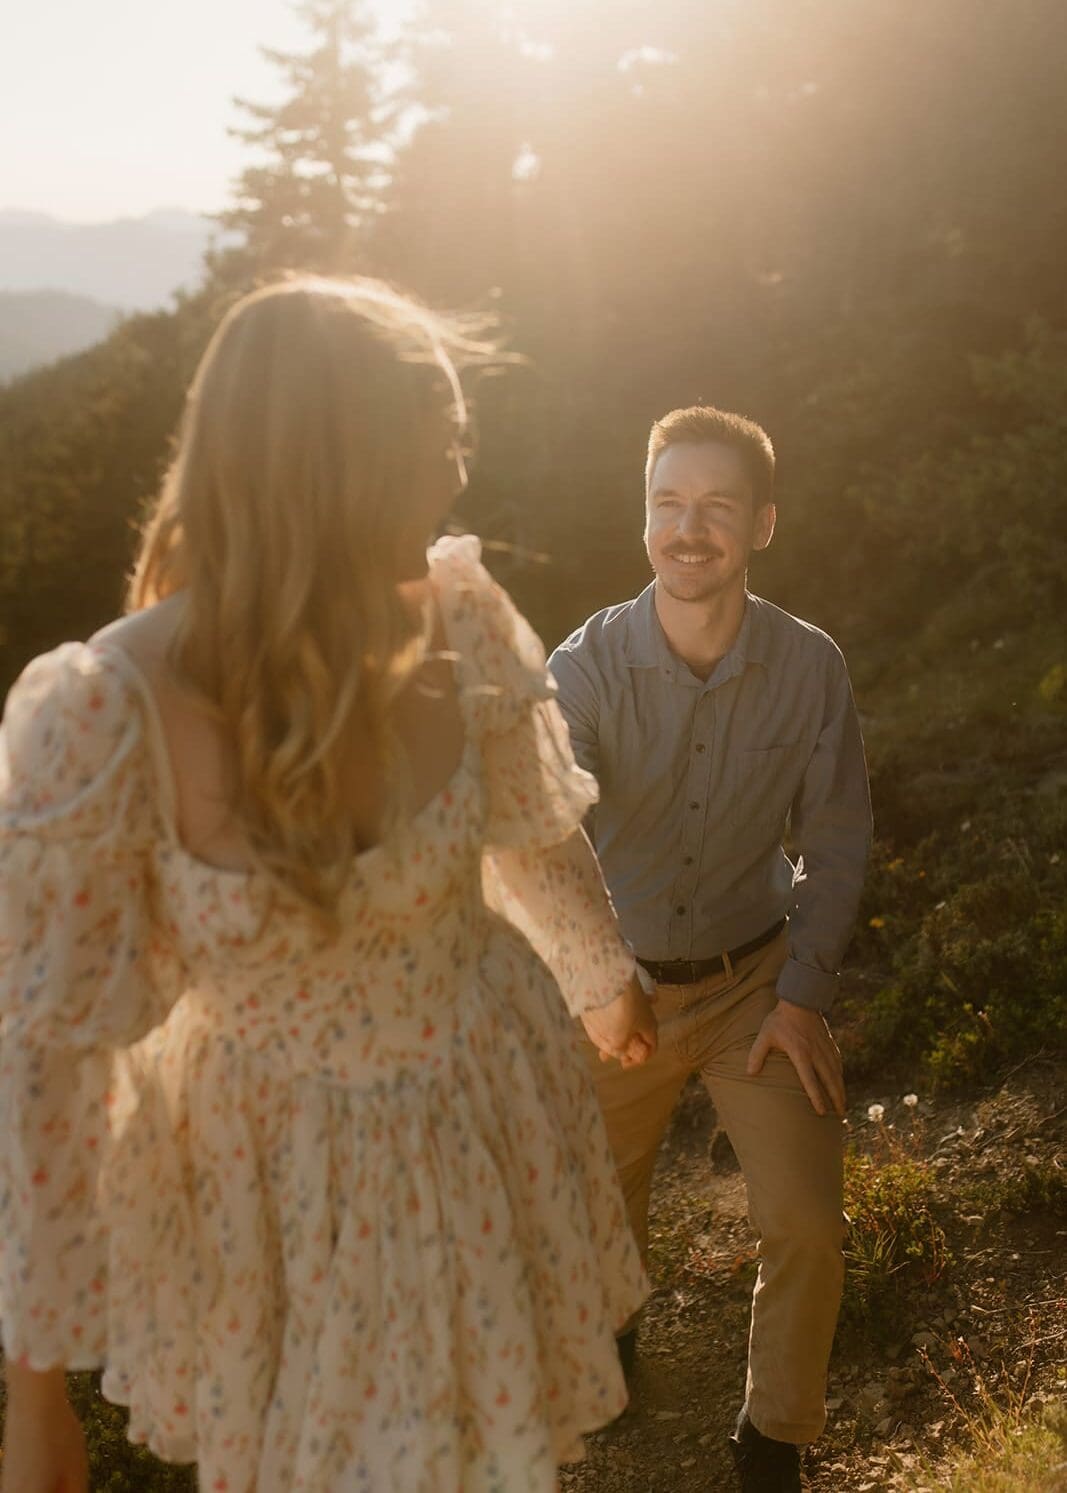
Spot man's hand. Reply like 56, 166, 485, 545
581, 975, 658, 1068
746, 1000, 845, 1116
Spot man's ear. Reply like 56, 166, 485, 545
753, 502, 776, 551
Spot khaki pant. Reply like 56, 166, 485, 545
580, 930, 844, 1444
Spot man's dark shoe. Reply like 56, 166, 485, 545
728, 1408, 802, 1492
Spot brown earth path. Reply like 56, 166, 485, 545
560, 1067, 1067, 1493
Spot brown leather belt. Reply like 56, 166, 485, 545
637, 918, 786, 986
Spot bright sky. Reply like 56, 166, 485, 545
0, 0, 411, 222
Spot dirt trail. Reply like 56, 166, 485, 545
561, 1069, 1067, 1493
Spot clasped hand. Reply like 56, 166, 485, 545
580, 975, 657, 1068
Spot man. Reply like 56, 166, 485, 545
547, 406, 872, 1493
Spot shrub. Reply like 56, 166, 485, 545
841, 1122, 949, 1331
851, 800, 1067, 1090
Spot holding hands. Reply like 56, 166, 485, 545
581, 974, 658, 1068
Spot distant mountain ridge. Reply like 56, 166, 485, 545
0, 207, 216, 312
0, 290, 124, 383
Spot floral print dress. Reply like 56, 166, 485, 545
0, 536, 647, 1492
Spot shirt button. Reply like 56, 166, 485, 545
683, 855, 694, 866
689, 801, 699, 810
676, 905, 686, 916
695, 743, 706, 753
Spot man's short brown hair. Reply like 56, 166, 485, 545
645, 405, 775, 507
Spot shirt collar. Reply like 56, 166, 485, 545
623, 583, 771, 679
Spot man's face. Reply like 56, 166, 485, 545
644, 440, 774, 603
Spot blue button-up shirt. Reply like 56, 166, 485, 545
547, 584, 872, 1011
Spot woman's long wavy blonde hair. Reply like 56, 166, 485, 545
129, 275, 497, 919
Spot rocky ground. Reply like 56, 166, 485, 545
560, 1059, 1067, 1493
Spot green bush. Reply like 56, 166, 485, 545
855, 814, 1067, 1089
841, 1138, 949, 1331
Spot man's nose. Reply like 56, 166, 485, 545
677, 504, 709, 539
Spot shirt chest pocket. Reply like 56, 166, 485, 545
722, 740, 806, 831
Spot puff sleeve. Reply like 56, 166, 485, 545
0, 643, 184, 1367
430, 536, 636, 1014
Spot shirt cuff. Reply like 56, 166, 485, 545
775, 956, 838, 1012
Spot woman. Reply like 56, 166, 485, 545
0, 277, 655, 1492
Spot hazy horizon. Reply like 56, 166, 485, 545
1, 0, 410, 223
0, 204, 211, 226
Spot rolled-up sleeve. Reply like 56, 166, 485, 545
777, 647, 872, 1011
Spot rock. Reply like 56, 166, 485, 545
911, 1330, 938, 1351
886, 1370, 916, 1402
826, 1397, 843, 1411
857, 1381, 887, 1415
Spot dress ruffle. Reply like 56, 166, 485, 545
102, 946, 636, 1489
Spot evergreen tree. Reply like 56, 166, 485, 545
216, 0, 394, 280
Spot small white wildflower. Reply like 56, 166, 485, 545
867, 1103, 885, 1123
902, 1093, 919, 1109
